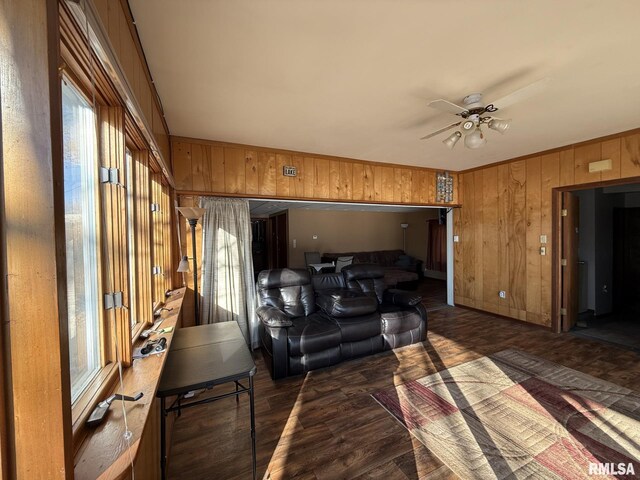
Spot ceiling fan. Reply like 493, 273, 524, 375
421, 78, 549, 150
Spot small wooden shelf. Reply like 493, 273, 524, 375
74, 287, 185, 480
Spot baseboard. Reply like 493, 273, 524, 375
455, 304, 554, 332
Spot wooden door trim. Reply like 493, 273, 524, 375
552, 189, 562, 333
552, 175, 640, 333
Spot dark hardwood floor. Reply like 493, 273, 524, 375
414, 278, 447, 312
167, 307, 640, 479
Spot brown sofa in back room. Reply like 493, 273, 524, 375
322, 250, 423, 287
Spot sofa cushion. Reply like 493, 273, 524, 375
258, 268, 316, 317
342, 264, 386, 303
311, 272, 345, 293
333, 312, 381, 342
316, 290, 378, 317
287, 313, 342, 356
289, 347, 341, 375
341, 336, 383, 359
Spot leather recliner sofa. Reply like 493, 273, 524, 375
256, 264, 427, 379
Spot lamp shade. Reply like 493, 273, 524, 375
177, 255, 190, 273
488, 118, 511, 134
443, 131, 462, 149
464, 126, 487, 149
177, 206, 206, 221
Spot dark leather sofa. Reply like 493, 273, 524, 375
322, 249, 424, 277
256, 264, 427, 379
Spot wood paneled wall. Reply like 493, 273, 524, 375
172, 137, 459, 206
454, 130, 640, 328
91, 0, 170, 163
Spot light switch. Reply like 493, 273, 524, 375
453, 235, 459, 243
293, 239, 297, 248
540, 246, 546, 256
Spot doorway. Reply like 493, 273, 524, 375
268, 211, 288, 269
251, 219, 268, 278
248, 199, 456, 307
559, 184, 640, 351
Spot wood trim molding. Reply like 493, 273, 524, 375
456, 305, 553, 332
0, 104, 9, 480
176, 190, 462, 208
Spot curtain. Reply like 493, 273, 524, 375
426, 218, 447, 272
200, 197, 258, 348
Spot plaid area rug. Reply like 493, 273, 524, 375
372, 349, 640, 479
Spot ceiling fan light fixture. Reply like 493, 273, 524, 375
488, 118, 511, 134
461, 120, 476, 134
464, 126, 486, 149
443, 131, 462, 149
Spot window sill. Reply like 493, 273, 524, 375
73, 287, 185, 479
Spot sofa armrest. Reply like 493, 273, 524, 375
256, 305, 293, 328
383, 289, 422, 307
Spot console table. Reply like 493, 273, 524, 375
157, 322, 257, 479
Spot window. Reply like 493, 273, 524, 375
62, 79, 101, 403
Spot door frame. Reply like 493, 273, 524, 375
551, 175, 640, 333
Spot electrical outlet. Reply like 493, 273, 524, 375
540, 234, 547, 244
499, 291, 506, 299
293, 239, 297, 248
453, 235, 459, 243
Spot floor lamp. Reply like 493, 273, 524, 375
401, 223, 408, 252
177, 207, 206, 326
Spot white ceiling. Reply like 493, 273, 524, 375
248, 199, 435, 216
129, 0, 640, 171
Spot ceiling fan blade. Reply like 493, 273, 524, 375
428, 99, 468, 115
489, 77, 550, 110
420, 121, 461, 140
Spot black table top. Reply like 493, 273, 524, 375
170, 321, 246, 351
157, 322, 256, 398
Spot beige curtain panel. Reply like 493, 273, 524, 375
200, 197, 258, 348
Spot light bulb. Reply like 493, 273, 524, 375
464, 126, 487, 149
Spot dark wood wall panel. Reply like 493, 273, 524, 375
171, 137, 460, 206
